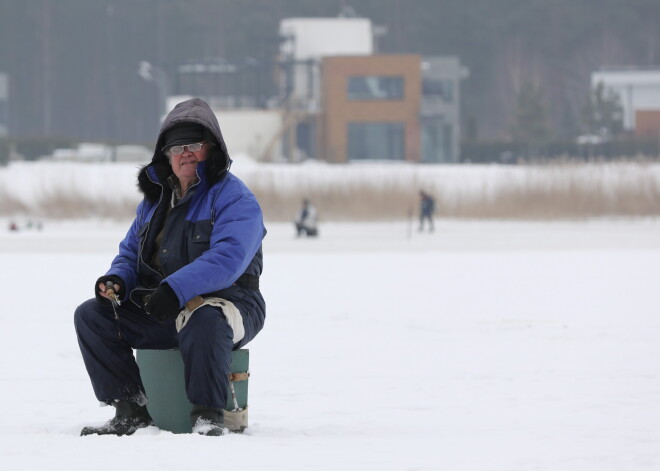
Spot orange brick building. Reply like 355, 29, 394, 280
635, 110, 660, 138
320, 55, 422, 163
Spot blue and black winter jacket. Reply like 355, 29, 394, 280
105, 98, 266, 342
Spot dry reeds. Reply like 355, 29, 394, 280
2, 160, 659, 221
34, 188, 139, 220
0, 187, 139, 220
246, 161, 660, 221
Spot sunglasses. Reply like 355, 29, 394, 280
165, 142, 204, 157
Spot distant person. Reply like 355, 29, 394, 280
74, 98, 266, 437
294, 198, 319, 237
419, 190, 436, 232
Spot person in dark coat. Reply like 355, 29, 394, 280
419, 190, 436, 232
74, 98, 266, 437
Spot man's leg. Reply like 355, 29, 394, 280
74, 298, 177, 404
75, 298, 179, 436
177, 304, 235, 435
177, 305, 234, 410
74, 299, 145, 403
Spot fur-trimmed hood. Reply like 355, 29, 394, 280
137, 98, 231, 202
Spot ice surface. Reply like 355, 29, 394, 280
0, 218, 659, 470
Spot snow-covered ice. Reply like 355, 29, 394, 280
0, 218, 659, 470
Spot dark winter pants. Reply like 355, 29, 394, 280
74, 298, 234, 410
295, 222, 318, 237
419, 212, 434, 232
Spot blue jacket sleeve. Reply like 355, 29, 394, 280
105, 201, 145, 299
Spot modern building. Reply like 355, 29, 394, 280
315, 54, 466, 163
278, 16, 373, 111
420, 57, 467, 163
635, 110, 660, 138
0, 72, 8, 137
163, 16, 467, 163
320, 54, 422, 163
278, 17, 467, 163
591, 68, 660, 131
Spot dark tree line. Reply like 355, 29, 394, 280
0, 0, 659, 144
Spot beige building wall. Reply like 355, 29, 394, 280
635, 110, 660, 138
320, 55, 422, 163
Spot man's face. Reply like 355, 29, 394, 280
168, 142, 209, 183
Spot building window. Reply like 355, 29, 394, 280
421, 118, 453, 163
347, 122, 405, 160
347, 76, 404, 100
422, 79, 454, 102
0, 101, 6, 133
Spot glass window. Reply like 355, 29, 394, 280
347, 76, 404, 100
0, 101, 6, 128
347, 122, 405, 160
422, 79, 454, 102
421, 118, 453, 163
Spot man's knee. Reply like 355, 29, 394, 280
74, 298, 115, 336
178, 306, 233, 343
74, 298, 97, 327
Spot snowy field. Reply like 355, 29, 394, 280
1, 218, 659, 470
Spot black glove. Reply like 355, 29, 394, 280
95, 275, 125, 303
145, 283, 181, 322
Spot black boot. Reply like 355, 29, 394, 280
80, 400, 153, 436
191, 405, 225, 436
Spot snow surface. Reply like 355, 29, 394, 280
0, 217, 659, 470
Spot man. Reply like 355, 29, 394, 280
419, 190, 436, 232
74, 98, 266, 436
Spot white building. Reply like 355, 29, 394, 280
166, 95, 284, 161
0, 72, 8, 137
592, 69, 660, 130
279, 17, 373, 110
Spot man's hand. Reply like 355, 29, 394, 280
95, 275, 125, 303
145, 283, 181, 322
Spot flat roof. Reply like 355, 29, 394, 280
592, 69, 660, 86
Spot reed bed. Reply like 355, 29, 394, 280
1, 160, 659, 221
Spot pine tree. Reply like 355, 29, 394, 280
581, 81, 624, 139
511, 81, 548, 158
